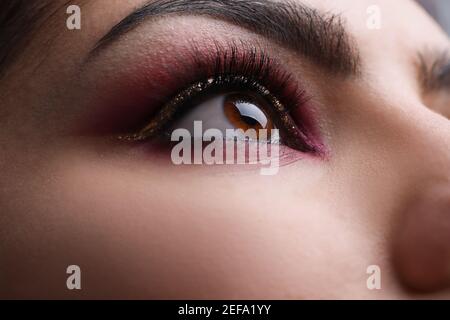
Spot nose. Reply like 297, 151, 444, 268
394, 185, 450, 292
392, 110, 450, 292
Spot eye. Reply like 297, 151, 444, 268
169, 92, 275, 142
118, 44, 322, 154
121, 75, 317, 153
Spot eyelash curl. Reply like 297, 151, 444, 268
120, 41, 319, 153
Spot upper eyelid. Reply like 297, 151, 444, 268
120, 42, 304, 138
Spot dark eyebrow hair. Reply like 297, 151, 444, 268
418, 50, 450, 92
92, 0, 362, 77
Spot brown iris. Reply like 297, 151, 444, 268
223, 93, 275, 139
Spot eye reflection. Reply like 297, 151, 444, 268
223, 93, 275, 139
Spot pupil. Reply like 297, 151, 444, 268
240, 114, 260, 127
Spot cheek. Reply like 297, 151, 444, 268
34, 154, 349, 298
1, 146, 371, 299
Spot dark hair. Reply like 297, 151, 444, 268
0, 1, 48, 77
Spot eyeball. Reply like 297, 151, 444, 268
170, 92, 276, 142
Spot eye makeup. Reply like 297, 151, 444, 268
113, 41, 325, 155
81, 39, 326, 158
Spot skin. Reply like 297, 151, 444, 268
0, 0, 449, 299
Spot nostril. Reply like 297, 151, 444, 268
393, 185, 450, 292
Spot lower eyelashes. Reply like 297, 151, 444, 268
116, 41, 324, 155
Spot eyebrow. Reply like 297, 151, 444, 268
91, 0, 362, 77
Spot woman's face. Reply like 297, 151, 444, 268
0, 0, 449, 299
